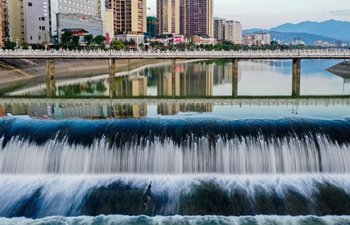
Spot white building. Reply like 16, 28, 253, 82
21, 0, 106, 45
224, 21, 242, 44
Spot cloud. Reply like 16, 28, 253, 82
330, 10, 350, 16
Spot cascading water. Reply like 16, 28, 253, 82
1, 117, 350, 174
1, 116, 350, 223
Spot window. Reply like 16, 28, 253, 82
28, 2, 32, 6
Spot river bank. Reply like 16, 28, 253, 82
0, 58, 173, 93
326, 61, 350, 77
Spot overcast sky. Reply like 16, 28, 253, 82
147, 0, 350, 29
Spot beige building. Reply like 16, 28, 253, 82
243, 33, 271, 46
107, 0, 147, 34
224, 21, 242, 44
0, 1, 3, 46
105, 9, 115, 40
3, 0, 25, 45
157, 0, 180, 34
181, 0, 213, 37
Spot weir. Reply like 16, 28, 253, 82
1, 58, 350, 222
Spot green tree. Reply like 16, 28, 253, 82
84, 34, 94, 50
71, 36, 80, 50
109, 40, 124, 50
61, 31, 72, 49
94, 35, 106, 49
21, 41, 30, 50
3, 41, 17, 50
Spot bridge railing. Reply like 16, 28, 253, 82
0, 49, 349, 58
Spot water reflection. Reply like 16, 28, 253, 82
3, 59, 350, 98
1, 97, 350, 120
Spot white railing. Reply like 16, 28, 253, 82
0, 49, 350, 58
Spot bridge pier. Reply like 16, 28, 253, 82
109, 58, 116, 78
171, 59, 176, 97
46, 59, 55, 80
232, 59, 239, 98
292, 58, 301, 97
46, 77, 56, 97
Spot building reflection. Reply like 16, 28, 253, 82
109, 71, 148, 118
156, 63, 214, 115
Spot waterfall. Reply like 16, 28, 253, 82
1, 117, 350, 174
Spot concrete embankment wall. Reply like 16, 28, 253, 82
326, 61, 350, 78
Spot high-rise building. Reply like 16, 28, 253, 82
157, 0, 180, 35
147, 16, 158, 37
107, 0, 147, 34
0, 1, 4, 46
224, 21, 242, 44
3, 0, 25, 45
181, 0, 213, 36
214, 17, 225, 42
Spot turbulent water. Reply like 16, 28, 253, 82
1, 116, 350, 223
1, 215, 350, 225
0, 117, 350, 174
1, 174, 350, 218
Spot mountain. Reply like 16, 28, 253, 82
269, 31, 336, 46
270, 20, 350, 41
243, 20, 350, 43
243, 28, 267, 35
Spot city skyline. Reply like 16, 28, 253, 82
148, 0, 350, 29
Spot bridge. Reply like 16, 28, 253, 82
1, 49, 349, 98
1, 49, 350, 60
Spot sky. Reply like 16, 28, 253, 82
147, 0, 350, 29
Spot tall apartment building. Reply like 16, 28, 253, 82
157, 0, 180, 34
224, 21, 242, 44
147, 16, 158, 37
0, 1, 4, 46
214, 17, 225, 41
181, 0, 213, 36
3, 0, 25, 45
107, 0, 147, 34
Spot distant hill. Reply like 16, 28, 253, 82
270, 31, 337, 46
243, 20, 350, 43
270, 20, 350, 41
243, 28, 268, 35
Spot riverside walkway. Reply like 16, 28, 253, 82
0, 49, 349, 60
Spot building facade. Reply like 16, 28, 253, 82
157, 0, 180, 35
214, 17, 225, 42
107, 0, 147, 34
3, 0, 25, 45
147, 16, 158, 37
5, 0, 106, 46
224, 21, 242, 44
51, 0, 105, 42
182, 0, 213, 37
243, 33, 271, 46
0, 1, 4, 46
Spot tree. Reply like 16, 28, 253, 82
71, 36, 80, 50
84, 34, 94, 50
94, 35, 106, 49
109, 40, 124, 50
3, 41, 17, 50
61, 31, 72, 49
21, 41, 30, 50
37, 30, 51, 50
